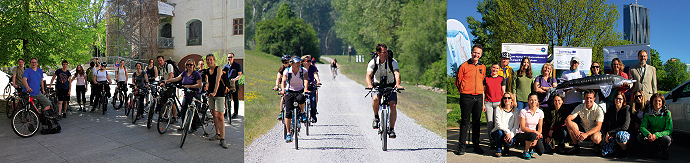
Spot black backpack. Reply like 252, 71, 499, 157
41, 116, 61, 135
165, 59, 182, 84
369, 49, 396, 84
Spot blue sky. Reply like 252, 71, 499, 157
448, 0, 690, 63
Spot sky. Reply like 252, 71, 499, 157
448, 0, 690, 64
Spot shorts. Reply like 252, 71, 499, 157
374, 92, 397, 102
31, 94, 52, 108
208, 96, 226, 113
56, 88, 70, 101
284, 91, 305, 118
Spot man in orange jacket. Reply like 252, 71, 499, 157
454, 44, 486, 155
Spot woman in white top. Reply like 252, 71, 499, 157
93, 62, 112, 112
515, 93, 546, 159
116, 60, 128, 92
70, 65, 88, 111
491, 92, 519, 157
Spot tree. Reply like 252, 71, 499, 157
467, 0, 629, 66
332, 0, 408, 55
649, 49, 667, 89
397, 0, 446, 88
255, 3, 320, 58
660, 58, 689, 91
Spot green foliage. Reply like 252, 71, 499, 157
0, 0, 100, 67
255, 3, 320, 58
660, 58, 689, 91
467, 0, 629, 66
649, 49, 667, 90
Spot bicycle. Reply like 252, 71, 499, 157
171, 84, 208, 148
4, 75, 14, 99
11, 92, 58, 137
304, 83, 321, 136
366, 85, 404, 151
158, 83, 182, 134
94, 81, 110, 115
126, 84, 147, 124
111, 82, 126, 110
278, 88, 303, 149
331, 67, 338, 80
225, 92, 232, 125
146, 81, 161, 129
5, 86, 23, 118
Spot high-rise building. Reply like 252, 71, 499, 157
624, 4, 650, 44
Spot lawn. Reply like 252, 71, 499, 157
244, 50, 284, 146
323, 55, 447, 138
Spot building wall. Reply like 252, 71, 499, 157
165, 0, 244, 61
624, 4, 650, 44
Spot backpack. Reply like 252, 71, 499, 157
40, 115, 61, 135
369, 49, 395, 85
165, 59, 182, 84
222, 64, 236, 93
86, 68, 94, 82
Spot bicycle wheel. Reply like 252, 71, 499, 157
305, 98, 310, 136
180, 105, 194, 148
381, 107, 388, 151
147, 98, 157, 129
124, 94, 132, 116
282, 110, 287, 140
3, 84, 12, 100
225, 96, 231, 124
101, 93, 108, 115
157, 100, 174, 134
11, 108, 40, 138
113, 91, 124, 110
131, 97, 139, 124
201, 105, 214, 137
144, 93, 152, 114
6, 96, 16, 118
293, 107, 299, 149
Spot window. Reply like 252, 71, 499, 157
187, 20, 202, 46
160, 23, 172, 38
233, 18, 243, 35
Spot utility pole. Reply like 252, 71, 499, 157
348, 46, 352, 62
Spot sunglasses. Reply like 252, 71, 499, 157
591, 66, 600, 69
636, 95, 643, 98
186, 64, 194, 66
615, 98, 624, 101
503, 97, 512, 100
282, 61, 289, 64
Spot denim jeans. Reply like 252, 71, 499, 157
491, 130, 514, 153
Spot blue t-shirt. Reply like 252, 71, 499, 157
54, 69, 72, 90
23, 68, 44, 96
181, 70, 201, 98
307, 65, 318, 83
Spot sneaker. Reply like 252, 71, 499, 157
209, 134, 222, 141
522, 152, 532, 160
300, 113, 307, 122
62, 113, 67, 118
311, 116, 317, 123
494, 152, 502, 157
286, 134, 292, 143
231, 113, 238, 119
220, 139, 228, 149
388, 130, 396, 138
454, 146, 466, 155
372, 118, 380, 129
529, 149, 536, 158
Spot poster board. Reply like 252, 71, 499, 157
501, 43, 549, 77
553, 46, 593, 75
603, 44, 651, 72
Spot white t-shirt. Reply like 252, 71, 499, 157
366, 56, 399, 84
517, 108, 544, 133
283, 67, 308, 91
95, 69, 109, 82
76, 74, 86, 86
162, 64, 174, 80
116, 67, 127, 82
561, 69, 586, 104
571, 103, 604, 131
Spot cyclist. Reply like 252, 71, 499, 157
49, 60, 72, 119
92, 62, 112, 112
163, 59, 202, 133
131, 63, 149, 120
22, 57, 57, 118
280, 57, 310, 143
366, 43, 403, 138
11, 58, 26, 90
330, 58, 338, 80
223, 52, 242, 119
274, 55, 291, 120
157, 55, 177, 123
301, 55, 321, 123
204, 54, 229, 149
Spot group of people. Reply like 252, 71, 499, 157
454, 44, 672, 160
8, 53, 243, 149
273, 54, 322, 143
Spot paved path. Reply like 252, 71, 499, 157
1, 97, 244, 162
447, 126, 690, 162
244, 62, 445, 163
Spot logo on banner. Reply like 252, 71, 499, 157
541, 48, 546, 53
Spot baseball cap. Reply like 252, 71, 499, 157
571, 57, 581, 63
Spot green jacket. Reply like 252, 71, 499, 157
639, 105, 673, 138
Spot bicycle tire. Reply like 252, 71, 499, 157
101, 92, 108, 115
293, 107, 299, 150
11, 108, 40, 138
305, 98, 310, 136
125, 94, 132, 116
180, 105, 194, 148
381, 107, 388, 151
147, 98, 157, 129
113, 91, 124, 110
225, 96, 231, 124
201, 105, 214, 136
157, 100, 173, 134
3, 84, 12, 100
6, 96, 16, 118
131, 97, 139, 124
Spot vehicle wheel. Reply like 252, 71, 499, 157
125, 94, 132, 116
3, 84, 12, 100
157, 100, 173, 134
180, 107, 194, 148
147, 99, 157, 129
6, 97, 16, 118
200, 106, 214, 136
101, 94, 107, 115
11, 109, 39, 138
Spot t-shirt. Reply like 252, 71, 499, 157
536, 75, 557, 107
483, 76, 505, 102
514, 76, 533, 102
132, 71, 147, 86
54, 69, 72, 90
12, 66, 25, 86
517, 108, 544, 133
75, 73, 86, 86
181, 70, 201, 98
116, 67, 127, 82
562, 69, 587, 104
366, 56, 399, 84
283, 67, 308, 91
307, 65, 318, 83
22, 68, 44, 96
206, 66, 226, 97
94, 70, 109, 82
159, 64, 174, 80
224, 62, 242, 84
571, 103, 605, 131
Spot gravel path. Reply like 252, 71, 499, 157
244, 62, 446, 163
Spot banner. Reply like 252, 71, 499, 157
603, 44, 651, 72
446, 19, 472, 76
501, 43, 549, 77
159, 1, 175, 16
553, 46, 592, 75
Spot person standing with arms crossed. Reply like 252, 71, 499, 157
224, 52, 242, 119
454, 44, 486, 155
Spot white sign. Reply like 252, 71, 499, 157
447, 19, 472, 76
603, 44, 651, 71
158, 1, 174, 16
502, 43, 549, 76
553, 47, 592, 75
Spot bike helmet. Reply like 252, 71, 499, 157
101, 62, 108, 67
281, 55, 291, 61
290, 57, 302, 63
500, 52, 511, 59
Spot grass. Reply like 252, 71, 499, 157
323, 55, 447, 138
447, 95, 486, 128
244, 50, 284, 147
